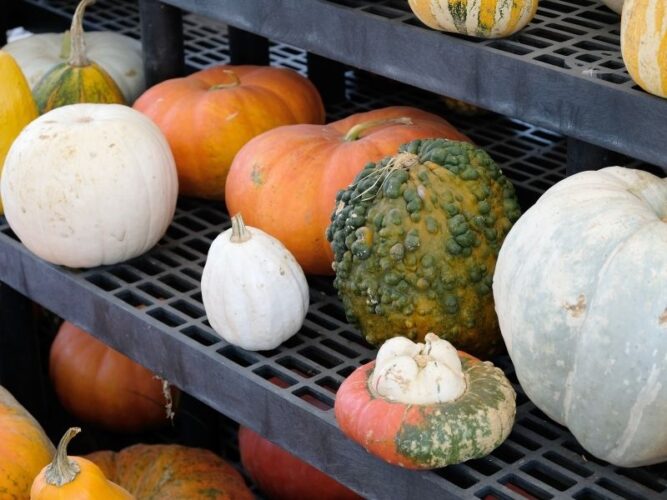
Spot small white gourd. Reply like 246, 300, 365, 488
201, 214, 309, 351
1, 103, 178, 268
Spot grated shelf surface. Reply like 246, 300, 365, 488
5, 1, 666, 498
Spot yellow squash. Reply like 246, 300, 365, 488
621, 0, 667, 98
0, 385, 55, 499
0, 51, 38, 214
31, 428, 134, 500
408, 0, 538, 38
33, 0, 125, 113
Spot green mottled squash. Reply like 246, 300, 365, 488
33, 0, 125, 113
326, 139, 521, 358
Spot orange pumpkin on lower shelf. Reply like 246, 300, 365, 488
133, 65, 325, 200
49, 321, 178, 433
225, 106, 470, 275
87, 443, 253, 499
238, 426, 361, 500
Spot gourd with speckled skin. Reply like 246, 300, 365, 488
327, 139, 521, 358
408, 0, 538, 38
494, 166, 667, 467
335, 335, 516, 469
621, 0, 667, 98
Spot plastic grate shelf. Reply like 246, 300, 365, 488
2, 197, 666, 499
6, 1, 667, 498
331, 0, 639, 92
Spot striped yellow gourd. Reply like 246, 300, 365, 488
621, 0, 667, 98
33, 0, 125, 113
408, 0, 539, 39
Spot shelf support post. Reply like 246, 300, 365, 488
307, 53, 346, 106
0, 284, 47, 422
566, 138, 615, 176
139, 0, 184, 87
228, 26, 269, 65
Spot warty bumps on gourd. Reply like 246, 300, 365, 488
327, 139, 521, 358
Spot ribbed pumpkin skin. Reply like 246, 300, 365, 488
408, 0, 538, 38
327, 139, 521, 357
494, 167, 667, 467
134, 65, 325, 200
87, 445, 253, 499
621, 0, 667, 98
335, 356, 516, 469
49, 322, 177, 433
226, 106, 469, 275
238, 427, 361, 500
0, 51, 38, 215
0, 386, 55, 499
34, 62, 125, 113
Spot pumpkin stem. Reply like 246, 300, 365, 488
343, 117, 414, 142
68, 0, 95, 67
230, 213, 252, 243
44, 427, 82, 487
210, 70, 241, 90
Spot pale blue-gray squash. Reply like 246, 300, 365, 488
493, 166, 667, 467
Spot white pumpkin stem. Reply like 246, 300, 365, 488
344, 117, 413, 142
69, 0, 95, 67
230, 213, 251, 243
210, 70, 241, 90
45, 427, 82, 486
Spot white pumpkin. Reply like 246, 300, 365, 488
602, 0, 624, 14
201, 214, 309, 351
493, 166, 667, 467
1, 103, 178, 268
3, 27, 144, 103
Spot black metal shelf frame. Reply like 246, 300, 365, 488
2, 1, 667, 499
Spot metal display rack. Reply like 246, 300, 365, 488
135, 0, 667, 174
2, 0, 666, 499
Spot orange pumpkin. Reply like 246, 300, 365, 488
133, 65, 325, 200
238, 426, 361, 500
87, 443, 253, 499
49, 321, 178, 433
225, 106, 469, 275
0, 385, 55, 498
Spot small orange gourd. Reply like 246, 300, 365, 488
30, 427, 134, 500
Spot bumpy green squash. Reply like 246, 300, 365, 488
326, 139, 521, 358
33, 0, 125, 113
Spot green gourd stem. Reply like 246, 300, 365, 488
69, 0, 96, 67
230, 214, 251, 243
44, 427, 81, 486
210, 70, 241, 90
343, 117, 413, 142
59, 31, 72, 60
